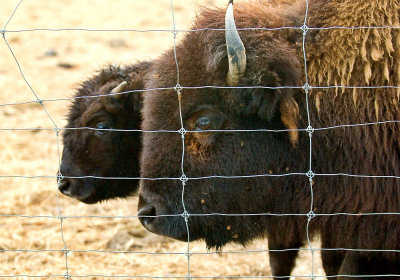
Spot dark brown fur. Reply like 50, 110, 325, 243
59, 62, 150, 203
138, 1, 399, 279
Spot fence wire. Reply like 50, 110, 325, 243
1, 0, 399, 279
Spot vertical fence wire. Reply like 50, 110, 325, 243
300, 1, 317, 279
170, 0, 192, 279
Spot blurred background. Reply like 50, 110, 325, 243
0, 0, 322, 278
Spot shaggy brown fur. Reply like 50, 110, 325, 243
59, 62, 150, 203
138, 0, 399, 279
306, 0, 400, 121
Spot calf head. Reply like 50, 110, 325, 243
138, 3, 304, 249
59, 62, 149, 204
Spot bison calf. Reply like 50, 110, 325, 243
59, 62, 149, 203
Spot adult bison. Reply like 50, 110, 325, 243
59, 62, 149, 203
138, 0, 399, 278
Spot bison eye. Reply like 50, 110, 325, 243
95, 122, 111, 135
195, 116, 212, 131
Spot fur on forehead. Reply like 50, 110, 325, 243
81, 80, 128, 122
68, 66, 132, 127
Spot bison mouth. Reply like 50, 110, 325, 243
137, 194, 243, 249
137, 201, 247, 249
137, 198, 191, 241
58, 177, 98, 204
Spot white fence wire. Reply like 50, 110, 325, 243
1, 0, 399, 279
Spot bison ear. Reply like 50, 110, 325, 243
241, 89, 300, 146
279, 93, 300, 146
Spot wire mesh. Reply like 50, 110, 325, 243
1, 0, 399, 279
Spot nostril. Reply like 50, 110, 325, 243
138, 204, 156, 226
58, 178, 71, 196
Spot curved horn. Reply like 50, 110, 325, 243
225, 1, 246, 86
107, 81, 128, 101
110, 81, 128, 94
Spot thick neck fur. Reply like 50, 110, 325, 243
306, 0, 400, 92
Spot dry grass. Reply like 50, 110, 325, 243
0, 0, 324, 279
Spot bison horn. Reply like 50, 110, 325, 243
225, 1, 246, 86
106, 81, 128, 101
110, 81, 128, 95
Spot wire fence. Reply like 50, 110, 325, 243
1, 0, 399, 279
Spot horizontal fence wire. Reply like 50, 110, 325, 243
2, 25, 400, 33
1, 0, 399, 279
1, 85, 400, 107
1, 120, 400, 131
0, 173, 399, 181
2, 247, 400, 255
1, 275, 400, 279
2, 211, 400, 220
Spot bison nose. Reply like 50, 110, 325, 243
138, 204, 156, 226
58, 178, 72, 197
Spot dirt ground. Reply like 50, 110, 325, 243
0, 0, 324, 279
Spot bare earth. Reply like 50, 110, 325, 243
0, 0, 324, 279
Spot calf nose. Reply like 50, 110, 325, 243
138, 204, 156, 226
58, 178, 72, 196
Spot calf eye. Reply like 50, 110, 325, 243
195, 116, 212, 131
95, 122, 111, 135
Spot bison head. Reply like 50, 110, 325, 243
138, 3, 305, 249
59, 62, 149, 204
